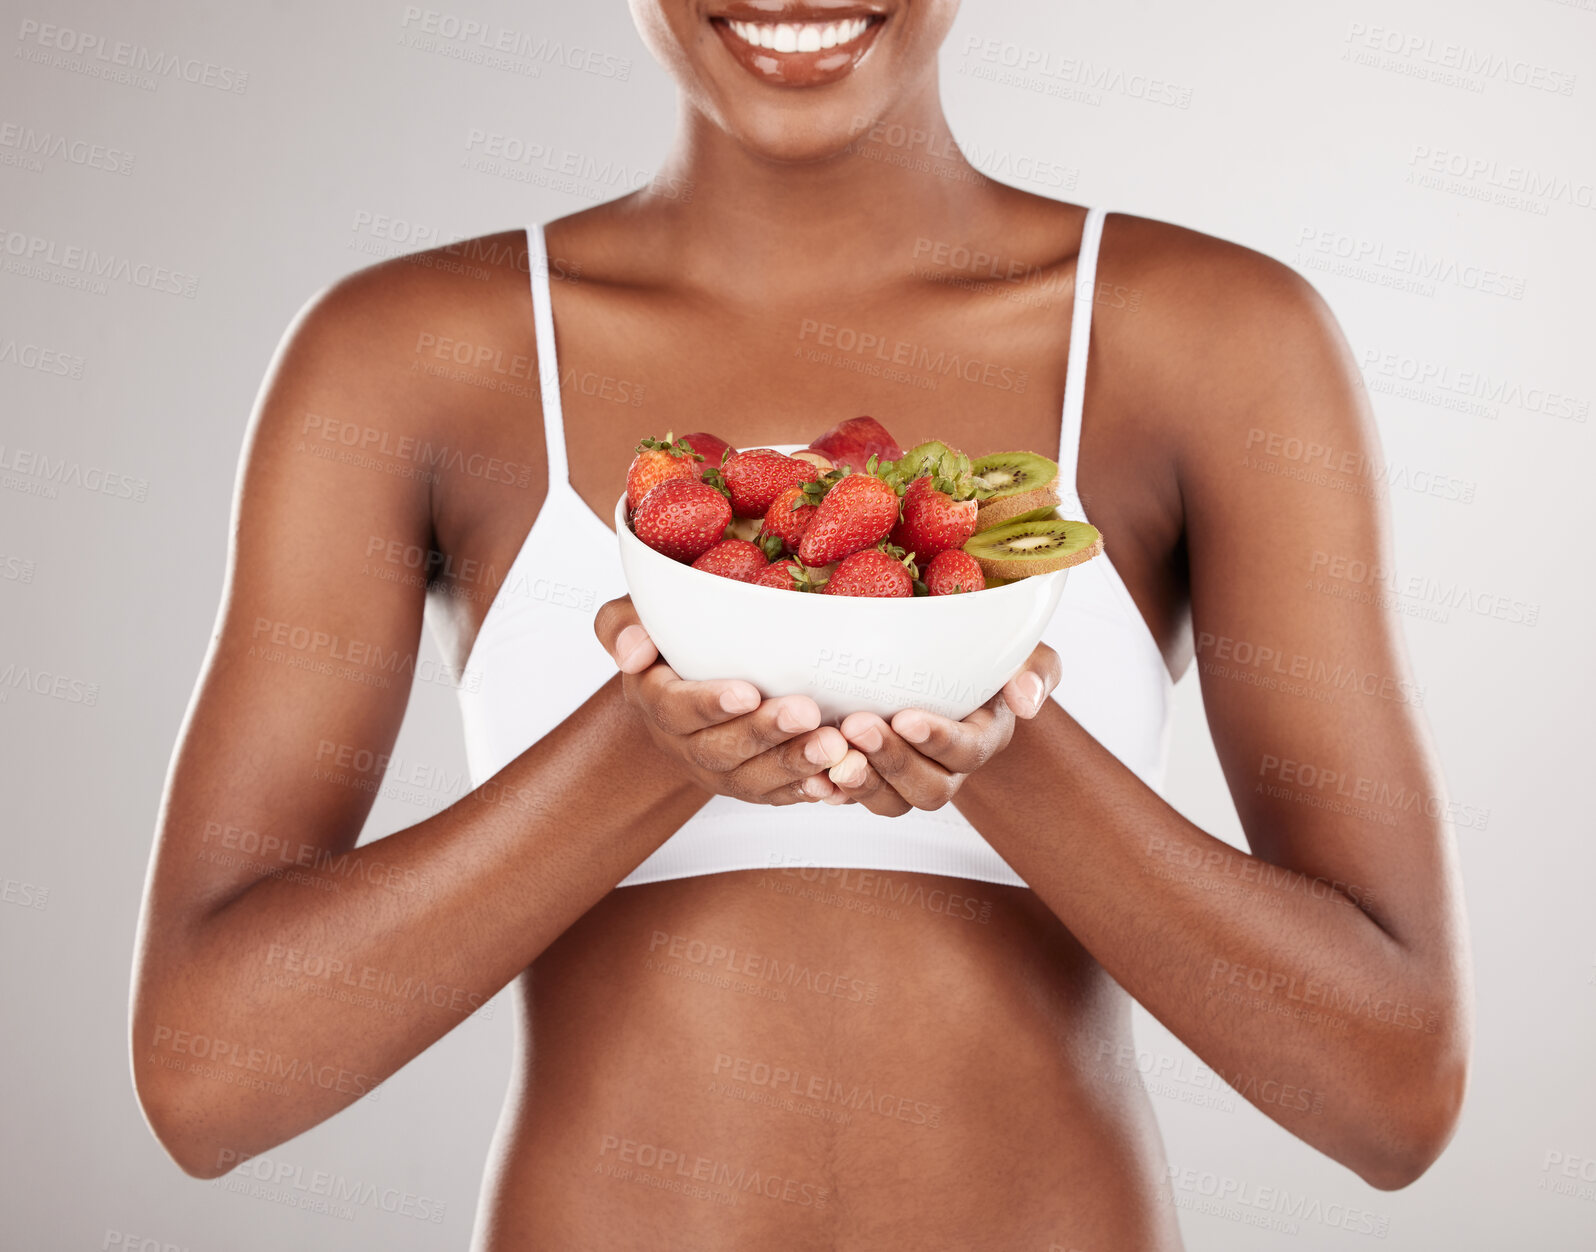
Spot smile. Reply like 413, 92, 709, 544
709, 8, 887, 87
723, 16, 875, 52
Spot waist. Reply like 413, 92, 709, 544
474, 871, 1182, 1250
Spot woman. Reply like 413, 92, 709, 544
131, 1, 1473, 1247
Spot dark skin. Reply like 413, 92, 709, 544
131, 2, 1472, 1248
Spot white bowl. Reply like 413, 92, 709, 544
614, 447, 1070, 722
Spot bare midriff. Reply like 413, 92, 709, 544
474, 869, 1184, 1250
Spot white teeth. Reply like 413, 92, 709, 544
723, 16, 874, 53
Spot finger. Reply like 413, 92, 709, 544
594, 597, 653, 670
750, 776, 817, 808
1003, 642, 1062, 717
886, 701, 1013, 774
798, 773, 842, 802
730, 725, 850, 795
631, 665, 768, 736
614, 625, 659, 675
826, 749, 912, 817
689, 701, 840, 773
838, 716, 960, 811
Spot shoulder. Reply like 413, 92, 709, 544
1093, 211, 1374, 468
250, 229, 539, 443
234, 228, 548, 516
1098, 212, 1347, 375
285, 228, 534, 378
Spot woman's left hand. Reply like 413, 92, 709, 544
826, 642, 1062, 816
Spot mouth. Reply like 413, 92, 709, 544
709, 6, 888, 88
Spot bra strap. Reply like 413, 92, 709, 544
1057, 206, 1108, 521
526, 223, 568, 484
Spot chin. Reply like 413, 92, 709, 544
631, 0, 959, 163
714, 94, 888, 164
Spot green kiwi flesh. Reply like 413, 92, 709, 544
963, 517, 1103, 580
970, 451, 1058, 499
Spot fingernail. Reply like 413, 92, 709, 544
802, 776, 832, 799
1021, 672, 1045, 715
829, 756, 867, 787
616, 625, 648, 669
719, 686, 759, 714
896, 713, 929, 743
778, 701, 818, 733
804, 737, 834, 766
848, 720, 884, 753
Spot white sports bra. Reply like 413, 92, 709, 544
453, 208, 1173, 889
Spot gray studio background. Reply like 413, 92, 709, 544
2, 0, 1593, 1247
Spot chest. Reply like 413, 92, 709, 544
430, 274, 1186, 676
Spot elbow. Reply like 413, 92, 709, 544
1351, 1042, 1471, 1191
134, 1069, 239, 1181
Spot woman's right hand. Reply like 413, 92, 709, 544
595, 598, 852, 806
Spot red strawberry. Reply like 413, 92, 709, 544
716, 449, 818, 518
626, 433, 700, 512
753, 559, 815, 591
757, 481, 824, 556
632, 478, 733, 562
824, 549, 915, 598
808, 416, 903, 473
890, 477, 979, 559
798, 473, 901, 566
691, 538, 768, 582
678, 431, 732, 477
924, 549, 986, 595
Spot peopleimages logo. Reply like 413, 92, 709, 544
0, 226, 199, 297
13, 18, 250, 93
1343, 22, 1577, 96
211, 1148, 448, 1223
957, 36, 1194, 109
398, 7, 632, 80
1359, 346, 1589, 424
796, 319, 1028, 393
1295, 226, 1526, 301
0, 443, 150, 503
1164, 1164, 1392, 1237
1407, 145, 1596, 214
0, 338, 85, 379
0, 122, 135, 175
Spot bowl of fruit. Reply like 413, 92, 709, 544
615, 416, 1103, 722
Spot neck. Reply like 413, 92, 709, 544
637, 72, 1000, 293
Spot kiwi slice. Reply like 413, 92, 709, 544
971, 451, 1058, 498
970, 450, 1059, 519
963, 516, 1102, 580
975, 504, 1062, 533
976, 485, 1061, 529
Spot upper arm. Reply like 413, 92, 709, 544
136, 263, 444, 959
1164, 235, 1468, 972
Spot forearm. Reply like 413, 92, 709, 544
957, 701, 1460, 1184
134, 674, 704, 1173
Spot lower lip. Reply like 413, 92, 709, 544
710, 17, 885, 88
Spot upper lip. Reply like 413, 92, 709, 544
708, 2, 889, 20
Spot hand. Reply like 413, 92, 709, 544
824, 642, 1063, 817
594, 597, 852, 805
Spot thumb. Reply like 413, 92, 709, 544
592, 596, 657, 673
